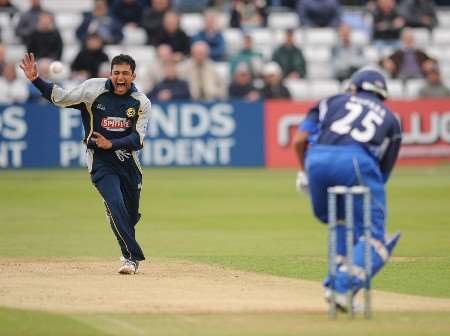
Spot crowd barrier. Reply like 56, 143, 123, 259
0, 99, 449, 168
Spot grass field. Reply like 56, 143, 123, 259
1, 167, 449, 335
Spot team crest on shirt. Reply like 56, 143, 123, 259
126, 107, 136, 118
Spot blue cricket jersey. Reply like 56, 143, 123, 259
299, 92, 402, 180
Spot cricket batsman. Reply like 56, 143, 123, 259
20, 53, 150, 275
293, 68, 402, 310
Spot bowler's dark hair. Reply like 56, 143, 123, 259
111, 54, 136, 73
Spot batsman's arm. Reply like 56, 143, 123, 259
379, 118, 402, 183
293, 130, 309, 170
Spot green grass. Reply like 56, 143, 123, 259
1, 167, 450, 335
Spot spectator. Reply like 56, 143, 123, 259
154, 11, 191, 61
139, 44, 174, 94
229, 34, 264, 79
148, 61, 190, 101
399, 0, 437, 30
71, 33, 109, 80
372, 0, 405, 50
272, 29, 307, 79
192, 10, 226, 62
331, 24, 366, 82
296, 0, 341, 28
380, 28, 434, 79
15, 0, 46, 44
140, 0, 171, 45
230, 0, 268, 29
260, 62, 291, 99
228, 62, 260, 101
418, 64, 450, 98
76, 0, 123, 44
111, 0, 144, 26
0, 63, 29, 104
0, 44, 7, 75
26, 12, 63, 60
0, 0, 18, 20
178, 41, 226, 101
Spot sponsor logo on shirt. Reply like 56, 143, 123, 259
101, 117, 132, 131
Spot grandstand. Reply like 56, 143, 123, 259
4, 0, 450, 100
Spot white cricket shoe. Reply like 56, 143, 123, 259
118, 259, 139, 274
324, 289, 362, 314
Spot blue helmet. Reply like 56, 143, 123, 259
347, 68, 388, 100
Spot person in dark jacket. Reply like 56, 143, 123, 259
372, 0, 405, 50
228, 63, 260, 101
26, 12, 63, 60
272, 29, 307, 79
76, 0, 124, 44
111, 0, 144, 26
154, 11, 191, 61
296, 0, 341, 27
399, 0, 437, 30
15, 0, 46, 44
191, 10, 226, 61
148, 61, 190, 101
71, 33, 110, 79
140, 0, 171, 45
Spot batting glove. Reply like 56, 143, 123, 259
295, 170, 309, 194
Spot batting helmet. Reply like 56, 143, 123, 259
347, 68, 388, 100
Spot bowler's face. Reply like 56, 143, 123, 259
110, 64, 136, 95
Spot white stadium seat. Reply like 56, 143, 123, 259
304, 28, 336, 47
404, 79, 426, 98
432, 28, 450, 46
310, 79, 340, 99
62, 45, 80, 64
223, 29, 243, 57
214, 62, 230, 86
437, 11, 450, 27
284, 79, 309, 100
123, 26, 147, 45
55, 13, 82, 31
180, 13, 204, 36
303, 46, 331, 62
410, 28, 430, 48
351, 30, 370, 47
386, 79, 404, 98
40, 0, 92, 12
268, 12, 300, 30
363, 46, 380, 64
6, 45, 26, 63
307, 62, 333, 79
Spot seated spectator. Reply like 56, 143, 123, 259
0, 63, 29, 104
229, 34, 264, 79
228, 63, 260, 101
418, 64, 450, 98
15, 0, 47, 44
272, 29, 307, 80
140, 44, 174, 94
71, 33, 109, 80
26, 12, 63, 60
192, 10, 226, 62
148, 61, 190, 101
140, 0, 171, 45
331, 24, 366, 82
178, 41, 226, 101
372, 0, 405, 50
76, 0, 123, 44
296, 0, 341, 28
230, 0, 268, 29
0, 0, 18, 20
154, 11, 191, 61
399, 0, 437, 30
0, 44, 7, 75
380, 28, 434, 79
111, 0, 144, 26
260, 62, 291, 99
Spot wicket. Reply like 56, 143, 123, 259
327, 185, 372, 319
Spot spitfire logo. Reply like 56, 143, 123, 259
126, 107, 136, 118
101, 117, 132, 131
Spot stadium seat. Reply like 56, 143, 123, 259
40, 0, 92, 12
363, 46, 380, 64
6, 44, 26, 63
350, 30, 370, 47
307, 62, 333, 79
123, 26, 147, 45
249, 29, 273, 58
223, 29, 243, 58
214, 62, 230, 86
268, 12, 300, 30
404, 79, 426, 98
104, 45, 126, 60
304, 28, 336, 47
386, 79, 404, 98
61, 29, 78, 46
410, 28, 430, 48
432, 28, 450, 46
55, 13, 82, 31
303, 46, 331, 63
61, 45, 80, 64
437, 11, 450, 27
180, 13, 204, 36
310, 79, 340, 99
284, 79, 309, 100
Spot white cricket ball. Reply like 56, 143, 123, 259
49, 61, 64, 75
